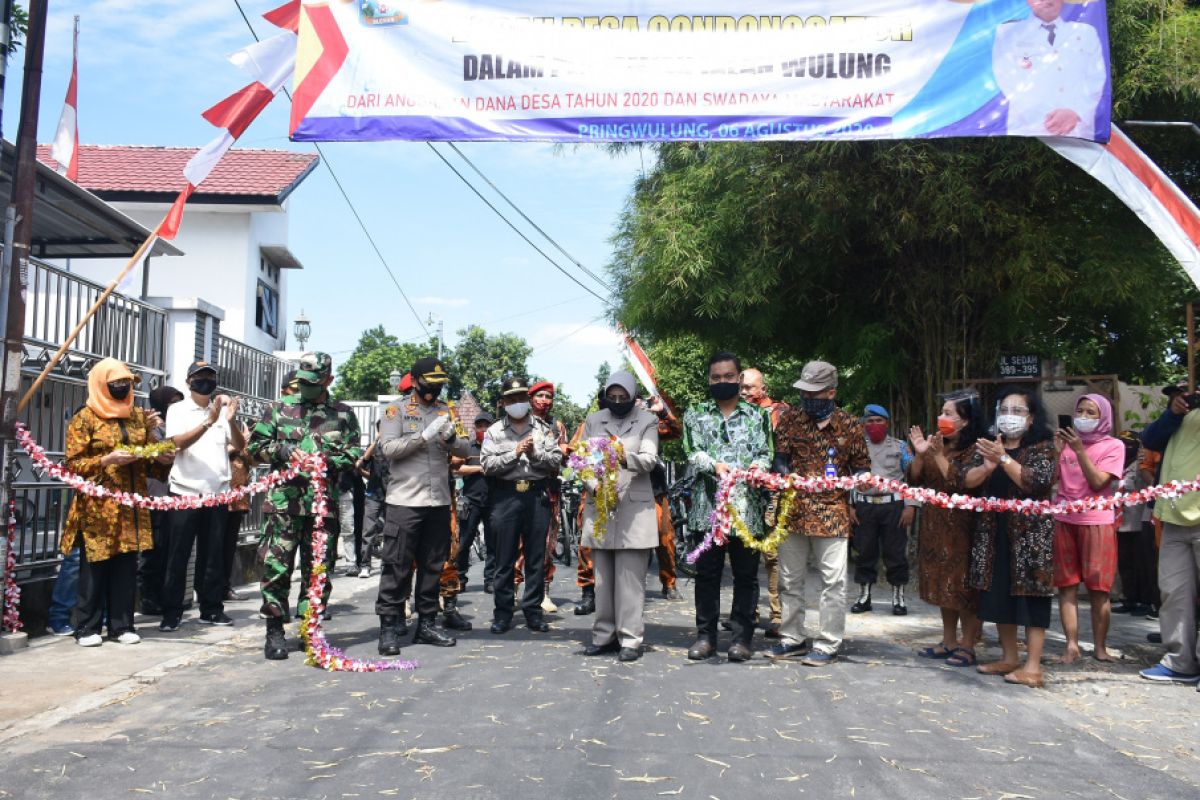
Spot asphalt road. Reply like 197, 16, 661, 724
3, 561, 1198, 800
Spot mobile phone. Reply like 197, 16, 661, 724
1057, 414, 1072, 431
1187, 394, 1200, 410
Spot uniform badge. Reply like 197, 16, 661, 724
409, 422, 420, 432
385, 406, 399, 419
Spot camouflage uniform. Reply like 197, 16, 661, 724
247, 353, 362, 620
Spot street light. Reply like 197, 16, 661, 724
293, 310, 311, 350
388, 368, 402, 392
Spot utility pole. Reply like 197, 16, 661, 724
0, 0, 48, 648
426, 313, 444, 360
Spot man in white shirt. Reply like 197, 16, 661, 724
160, 362, 244, 631
992, 0, 1107, 139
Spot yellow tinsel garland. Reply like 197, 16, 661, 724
725, 489, 796, 555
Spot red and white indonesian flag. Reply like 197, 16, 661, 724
622, 330, 661, 399
158, 2, 300, 240
50, 17, 80, 182
1044, 125, 1200, 287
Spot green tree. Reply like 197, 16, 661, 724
551, 385, 587, 435
610, 1, 1200, 429
334, 326, 439, 400
446, 325, 533, 410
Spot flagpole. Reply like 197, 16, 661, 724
16, 224, 162, 414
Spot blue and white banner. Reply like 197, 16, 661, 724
290, 0, 1111, 143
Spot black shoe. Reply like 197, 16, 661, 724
585, 640, 621, 656
159, 616, 181, 632
662, 586, 681, 600
378, 616, 402, 656
720, 619, 733, 631
344, 565, 361, 578
413, 617, 456, 647
764, 622, 782, 639
139, 599, 163, 616
1146, 606, 1160, 620
442, 598, 472, 631
490, 618, 513, 635
728, 642, 753, 662
526, 617, 550, 633
687, 638, 716, 660
851, 584, 872, 614
618, 646, 642, 662
199, 612, 234, 626
1112, 602, 1137, 614
484, 582, 494, 594
892, 585, 907, 616
264, 620, 288, 661
1148, 632, 1163, 644
574, 588, 596, 616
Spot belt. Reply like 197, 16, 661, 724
853, 492, 901, 505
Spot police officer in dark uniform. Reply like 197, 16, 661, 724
454, 412, 494, 591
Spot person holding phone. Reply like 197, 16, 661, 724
1052, 394, 1124, 664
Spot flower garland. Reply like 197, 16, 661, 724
2, 500, 21, 634
115, 441, 176, 459
724, 489, 796, 557
568, 436, 624, 544
686, 465, 1200, 563
13, 423, 416, 673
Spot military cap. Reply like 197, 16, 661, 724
411, 356, 450, 384
295, 351, 332, 384
500, 377, 530, 397
281, 369, 298, 392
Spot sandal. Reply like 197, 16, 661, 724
945, 647, 976, 667
918, 643, 955, 659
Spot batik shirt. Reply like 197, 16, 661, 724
682, 400, 774, 536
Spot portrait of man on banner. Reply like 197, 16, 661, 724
991, 0, 1108, 138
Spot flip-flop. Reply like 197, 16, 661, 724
945, 648, 977, 667
918, 643, 955, 659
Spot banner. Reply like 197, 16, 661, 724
290, 0, 1111, 144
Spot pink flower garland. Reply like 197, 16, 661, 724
686, 465, 1200, 563
2, 500, 21, 634
14, 423, 417, 672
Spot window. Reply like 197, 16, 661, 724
256, 281, 279, 337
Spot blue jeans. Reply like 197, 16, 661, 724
48, 547, 81, 628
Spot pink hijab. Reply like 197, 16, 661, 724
1076, 393, 1113, 444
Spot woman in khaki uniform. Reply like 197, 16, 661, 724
581, 371, 660, 662
63, 358, 172, 646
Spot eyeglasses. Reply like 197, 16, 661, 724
998, 406, 1029, 414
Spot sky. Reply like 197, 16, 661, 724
5, 0, 647, 405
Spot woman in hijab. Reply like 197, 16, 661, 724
580, 371, 660, 662
1052, 393, 1125, 664
63, 358, 172, 647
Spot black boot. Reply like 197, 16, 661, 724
396, 603, 409, 636
264, 618, 288, 661
442, 596, 472, 631
850, 584, 872, 614
574, 586, 596, 616
892, 585, 908, 616
413, 615, 456, 647
378, 615, 402, 656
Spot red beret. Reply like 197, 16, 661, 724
529, 381, 554, 397
398, 373, 413, 392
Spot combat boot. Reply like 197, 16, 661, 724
378, 615, 402, 656
397, 603, 409, 636
574, 586, 596, 616
442, 596, 472, 631
413, 615, 456, 647
850, 584, 872, 614
264, 618, 288, 661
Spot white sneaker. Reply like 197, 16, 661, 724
541, 596, 558, 613
359, 566, 371, 579
116, 631, 141, 645
77, 633, 103, 647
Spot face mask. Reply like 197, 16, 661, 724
531, 396, 553, 415
475, 431, 486, 444
417, 381, 443, 401
801, 397, 836, 421
607, 399, 636, 418
864, 422, 888, 444
1073, 417, 1100, 434
190, 378, 217, 397
709, 382, 740, 402
937, 416, 959, 436
298, 383, 325, 403
107, 383, 132, 401
505, 402, 530, 419
996, 414, 1029, 437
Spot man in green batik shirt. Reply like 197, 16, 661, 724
682, 351, 773, 664
248, 351, 362, 661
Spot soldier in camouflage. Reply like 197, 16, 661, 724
247, 352, 363, 661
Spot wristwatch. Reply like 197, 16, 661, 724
999, 454, 1012, 466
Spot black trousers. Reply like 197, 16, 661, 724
374, 504, 452, 618
456, 498, 490, 582
694, 534, 759, 645
851, 500, 909, 586
164, 505, 229, 618
204, 510, 245, 597
362, 496, 386, 564
137, 509, 170, 607
76, 548, 137, 638
490, 483, 551, 622
1117, 522, 1160, 606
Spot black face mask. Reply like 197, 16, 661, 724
801, 397, 836, 421
607, 399, 636, 418
417, 381, 444, 401
190, 378, 217, 397
709, 382, 740, 402
107, 383, 132, 401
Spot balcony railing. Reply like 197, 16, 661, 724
216, 334, 295, 404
